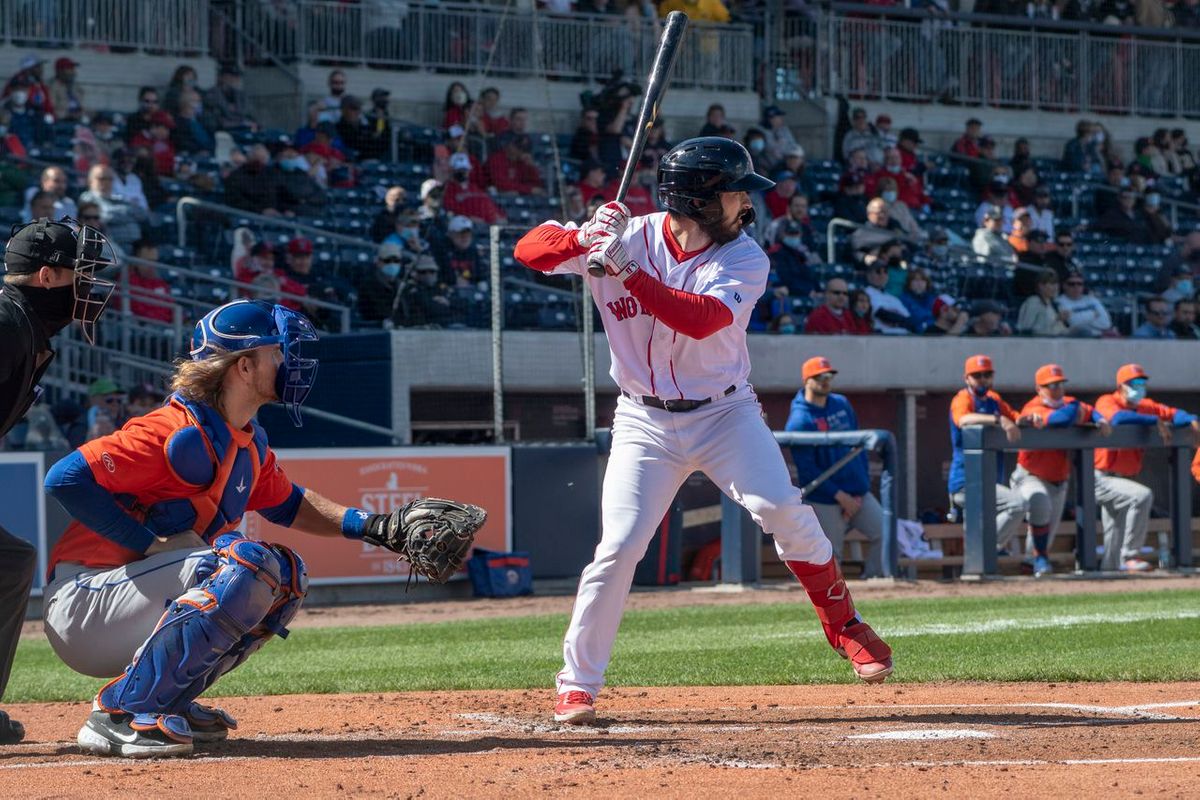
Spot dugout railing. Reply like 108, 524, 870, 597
959, 423, 1195, 577
595, 427, 901, 584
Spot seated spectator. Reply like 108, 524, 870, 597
284, 236, 347, 329
125, 85, 161, 143
84, 378, 126, 441
110, 149, 150, 214
922, 295, 969, 336
597, 90, 635, 175
358, 243, 407, 323
699, 103, 726, 137
202, 64, 258, 132
875, 114, 897, 150
509, 107, 532, 139
1170, 298, 1200, 339
848, 289, 874, 332
224, 144, 280, 215
437, 215, 485, 286
851, 198, 905, 267
234, 241, 277, 285
125, 382, 165, 419
577, 160, 611, 205
1010, 137, 1034, 179
842, 107, 883, 165
764, 192, 818, 253
1132, 296, 1176, 339
75, 201, 103, 233
477, 87, 509, 136
1094, 163, 1128, 218
394, 254, 454, 328
22, 166, 77, 221
79, 164, 147, 249
1043, 230, 1082, 282
561, 185, 587, 225
163, 64, 198, 115
1028, 186, 1055, 237
764, 168, 799, 218
1056, 271, 1113, 337
1162, 263, 1195, 306
643, 120, 672, 166
4, 81, 50, 147
1134, 137, 1168, 177
318, 69, 349, 123
779, 145, 814, 198
622, 156, 657, 217
911, 226, 953, 275
570, 107, 600, 163
900, 268, 937, 332
299, 121, 348, 170
1153, 129, 1181, 175
172, 89, 215, 155
767, 219, 820, 297
1094, 188, 1153, 243
367, 87, 393, 146
1173, 129, 1196, 172
840, 148, 871, 191
864, 260, 913, 334
443, 81, 475, 133
967, 136, 999, 191
370, 186, 410, 243
90, 111, 121, 162
27, 189, 55, 221
804, 278, 869, 334
443, 153, 506, 225
973, 205, 1017, 263
126, 239, 174, 323
896, 127, 930, 184
1062, 119, 1102, 175
966, 299, 1012, 337
974, 180, 1013, 231
762, 105, 798, 167
743, 128, 772, 176
867, 147, 928, 211
49, 57, 85, 122
485, 132, 544, 195
335, 95, 387, 161
269, 140, 326, 216
1017, 270, 1069, 336
384, 207, 430, 256
874, 177, 923, 240
1008, 208, 1046, 261
1143, 191, 1173, 244
3, 55, 53, 118
1012, 165, 1041, 208
130, 111, 177, 176
833, 174, 868, 224
1156, 231, 1200, 291
768, 312, 798, 334
952, 118, 984, 158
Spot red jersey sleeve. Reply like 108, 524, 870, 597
78, 416, 178, 496
246, 448, 297, 512
950, 390, 974, 426
514, 223, 586, 273
623, 269, 734, 340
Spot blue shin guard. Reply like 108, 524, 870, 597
98, 535, 308, 725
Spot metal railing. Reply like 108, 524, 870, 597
0, 0, 208, 54
236, 1, 754, 92
775, 4, 1200, 117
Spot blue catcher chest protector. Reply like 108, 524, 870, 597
190, 299, 319, 426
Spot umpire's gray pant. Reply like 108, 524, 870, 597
809, 493, 885, 578
1010, 465, 1069, 555
0, 524, 36, 703
1094, 471, 1153, 569
952, 484, 1028, 551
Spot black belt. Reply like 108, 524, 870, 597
621, 385, 736, 413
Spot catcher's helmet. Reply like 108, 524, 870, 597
657, 137, 774, 225
190, 299, 319, 427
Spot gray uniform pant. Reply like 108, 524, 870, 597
809, 493, 885, 578
0, 525, 36, 702
1093, 471, 1153, 569
1010, 465, 1070, 555
952, 484, 1028, 551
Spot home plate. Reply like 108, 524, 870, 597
850, 729, 995, 740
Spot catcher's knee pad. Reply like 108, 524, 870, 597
101, 536, 300, 717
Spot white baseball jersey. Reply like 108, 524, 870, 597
545, 212, 768, 400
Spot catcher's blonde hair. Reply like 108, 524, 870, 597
169, 347, 247, 411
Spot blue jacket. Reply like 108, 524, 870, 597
785, 392, 871, 504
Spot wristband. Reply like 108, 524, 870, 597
341, 507, 374, 540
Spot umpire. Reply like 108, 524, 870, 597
0, 218, 116, 743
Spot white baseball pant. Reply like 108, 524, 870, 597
952, 484, 1028, 552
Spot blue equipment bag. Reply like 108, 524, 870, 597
467, 549, 533, 598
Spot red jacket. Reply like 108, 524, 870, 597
803, 305, 870, 335
128, 272, 174, 323
130, 132, 176, 176
484, 149, 542, 194
444, 180, 505, 224
865, 167, 928, 209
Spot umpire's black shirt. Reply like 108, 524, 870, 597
0, 284, 54, 438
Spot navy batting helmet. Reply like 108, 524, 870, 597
191, 300, 319, 427
657, 137, 774, 225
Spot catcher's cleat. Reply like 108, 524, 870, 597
554, 691, 596, 725
835, 621, 894, 684
77, 702, 193, 758
184, 701, 237, 744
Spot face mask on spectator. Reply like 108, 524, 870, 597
886, 164, 900, 174
417, 271, 438, 287
749, 138, 765, 153
932, 244, 949, 258
1146, 193, 1162, 208
1123, 383, 1146, 405
778, 323, 796, 334
95, 128, 113, 141
881, 190, 898, 204
10, 91, 27, 108
1177, 279, 1193, 296
1119, 177, 1131, 187
381, 262, 401, 278
451, 89, 467, 105
281, 156, 309, 172
1093, 131, 1106, 144
782, 235, 802, 250
1043, 396, 1065, 409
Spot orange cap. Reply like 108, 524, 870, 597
1035, 363, 1067, 386
802, 356, 838, 382
1116, 363, 1148, 386
964, 354, 994, 376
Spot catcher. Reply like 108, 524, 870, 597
42, 299, 485, 758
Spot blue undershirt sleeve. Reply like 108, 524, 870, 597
44, 451, 155, 554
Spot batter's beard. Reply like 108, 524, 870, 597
700, 215, 743, 246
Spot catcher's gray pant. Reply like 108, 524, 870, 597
43, 548, 211, 678
1093, 471, 1153, 569
0, 524, 36, 703
809, 493, 885, 578
952, 484, 1028, 551
1010, 465, 1069, 555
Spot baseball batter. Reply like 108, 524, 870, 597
515, 137, 893, 725
41, 300, 483, 758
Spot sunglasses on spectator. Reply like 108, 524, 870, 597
1148, 307, 1169, 316
380, 256, 404, 264
827, 289, 848, 296
969, 371, 995, 379
1058, 241, 1074, 248
1065, 280, 1083, 286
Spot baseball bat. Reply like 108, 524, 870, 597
587, 10, 689, 278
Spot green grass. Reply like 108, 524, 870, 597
10, 589, 1200, 703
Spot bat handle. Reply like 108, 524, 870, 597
586, 189, 627, 278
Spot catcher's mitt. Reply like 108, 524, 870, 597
362, 498, 487, 583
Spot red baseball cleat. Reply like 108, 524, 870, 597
836, 620, 894, 683
554, 691, 596, 724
